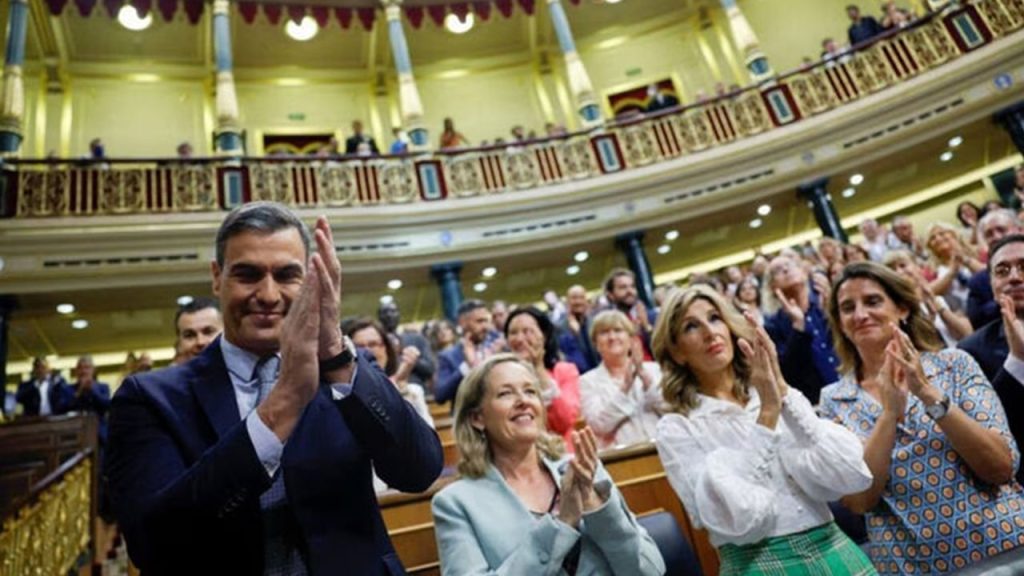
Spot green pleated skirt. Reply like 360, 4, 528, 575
718, 522, 878, 576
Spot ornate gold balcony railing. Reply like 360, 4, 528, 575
3, 0, 1022, 219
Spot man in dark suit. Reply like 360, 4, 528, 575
378, 299, 434, 388
846, 4, 884, 46
16, 356, 73, 417
644, 84, 679, 114
966, 209, 1020, 329
557, 284, 598, 374
106, 202, 442, 575
959, 234, 1024, 483
344, 120, 379, 156
68, 355, 112, 442
434, 300, 504, 404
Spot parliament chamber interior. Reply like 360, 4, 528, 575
2, 0, 1024, 574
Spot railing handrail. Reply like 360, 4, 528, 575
1, 447, 93, 521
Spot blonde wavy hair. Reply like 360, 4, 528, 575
651, 284, 754, 415
452, 353, 565, 478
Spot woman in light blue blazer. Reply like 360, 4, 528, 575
432, 353, 665, 575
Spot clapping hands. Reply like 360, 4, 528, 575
557, 428, 605, 528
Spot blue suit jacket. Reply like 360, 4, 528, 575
69, 381, 111, 444
16, 374, 73, 417
106, 339, 443, 575
434, 345, 467, 405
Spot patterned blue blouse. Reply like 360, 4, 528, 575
820, 349, 1024, 574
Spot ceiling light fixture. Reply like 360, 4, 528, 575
749, 218, 763, 229
285, 16, 319, 41
176, 295, 194, 307
118, 5, 153, 31
849, 174, 864, 186
473, 282, 488, 293
482, 267, 497, 278
72, 319, 89, 330
56, 303, 76, 315
379, 294, 395, 305
657, 245, 671, 255
573, 251, 589, 263
444, 12, 474, 34
665, 230, 679, 241
757, 204, 772, 216
387, 279, 403, 290
940, 151, 954, 162
566, 265, 581, 276
842, 187, 856, 198
948, 136, 963, 148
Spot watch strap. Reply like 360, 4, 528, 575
319, 336, 355, 372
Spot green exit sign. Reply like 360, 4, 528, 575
626, 67, 643, 77
288, 113, 306, 121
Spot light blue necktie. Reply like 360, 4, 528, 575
253, 356, 307, 576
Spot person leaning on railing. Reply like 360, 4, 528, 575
653, 285, 877, 576
820, 262, 1024, 574
431, 353, 666, 575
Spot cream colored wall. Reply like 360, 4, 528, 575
236, 81, 371, 152
20, 77, 41, 158
68, 77, 206, 157
416, 63, 544, 145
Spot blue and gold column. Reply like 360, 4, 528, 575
718, 0, 773, 82
431, 262, 464, 323
798, 178, 848, 243
615, 231, 655, 310
212, 0, 242, 154
547, 0, 600, 126
383, 0, 427, 149
0, 0, 28, 155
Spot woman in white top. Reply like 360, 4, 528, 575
652, 285, 877, 576
579, 310, 665, 449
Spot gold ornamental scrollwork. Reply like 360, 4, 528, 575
17, 169, 68, 217
172, 164, 217, 211
317, 162, 357, 207
562, 137, 597, 180
249, 162, 294, 205
504, 148, 540, 189
378, 161, 418, 204
0, 458, 92, 576
446, 153, 486, 198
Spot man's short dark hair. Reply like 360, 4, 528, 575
457, 299, 487, 318
215, 201, 312, 267
988, 234, 1024, 271
175, 297, 221, 335
603, 268, 635, 294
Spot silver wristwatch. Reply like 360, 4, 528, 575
924, 392, 951, 421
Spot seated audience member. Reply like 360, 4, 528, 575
17, 357, 73, 417
432, 354, 666, 575
345, 120, 379, 155
733, 276, 764, 326
886, 215, 929, 261
601, 268, 657, 360
379, 299, 435, 389
1012, 164, 1024, 209
342, 316, 433, 428
817, 237, 845, 270
960, 234, 1024, 483
764, 253, 839, 404
653, 285, 875, 575
436, 300, 505, 404
982, 199, 1006, 216
439, 117, 469, 150
926, 222, 983, 313
821, 37, 848, 63
846, 4, 884, 46
491, 300, 510, 335
68, 355, 112, 439
580, 310, 663, 449
557, 284, 599, 374
956, 201, 981, 247
859, 218, 888, 262
844, 243, 870, 263
174, 297, 223, 365
879, 1, 911, 29
883, 250, 972, 346
505, 307, 580, 446
822, 262, 1024, 573
426, 318, 458, 355
967, 208, 1021, 329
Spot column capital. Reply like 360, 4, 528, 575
797, 177, 830, 197
430, 261, 464, 278
213, 0, 230, 15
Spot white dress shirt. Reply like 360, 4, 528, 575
656, 388, 872, 548
579, 361, 665, 449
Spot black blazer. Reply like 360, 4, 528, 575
16, 375, 73, 416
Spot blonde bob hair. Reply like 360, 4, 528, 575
588, 309, 636, 344
452, 353, 565, 478
826, 261, 942, 376
651, 284, 754, 415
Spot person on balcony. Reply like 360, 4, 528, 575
846, 4, 885, 47
345, 120, 379, 155
645, 83, 679, 114
439, 117, 470, 150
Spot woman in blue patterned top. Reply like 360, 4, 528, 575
820, 261, 1024, 574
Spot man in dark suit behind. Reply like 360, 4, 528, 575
959, 234, 1024, 484
106, 202, 442, 575
16, 356, 73, 417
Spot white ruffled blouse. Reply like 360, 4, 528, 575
656, 388, 872, 548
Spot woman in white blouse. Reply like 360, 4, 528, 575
652, 285, 877, 576
579, 310, 665, 449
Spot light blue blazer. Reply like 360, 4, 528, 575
431, 456, 666, 575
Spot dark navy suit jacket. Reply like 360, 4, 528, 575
106, 339, 443, 575
16, 374, 73, 417
959, 320, 1024, 483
